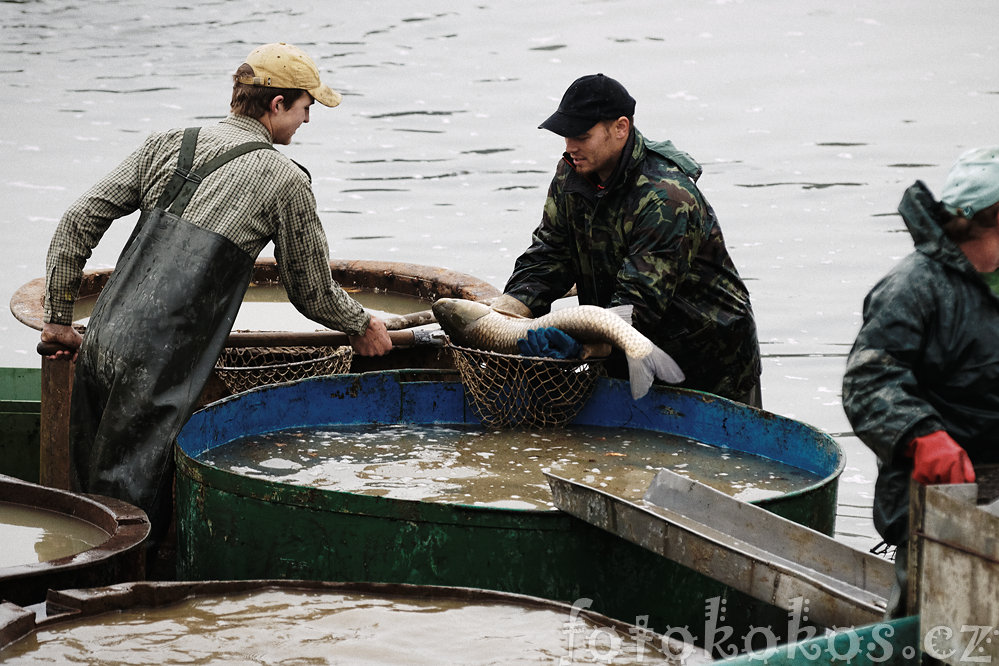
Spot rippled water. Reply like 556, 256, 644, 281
1, 588, 671, 664
198, 423, 823, 508
3, 0, 998, 550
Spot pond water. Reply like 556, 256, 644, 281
73, 284, 430, 331
3, 0, 998, 552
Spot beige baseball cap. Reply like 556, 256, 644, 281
237, 42, 342, 108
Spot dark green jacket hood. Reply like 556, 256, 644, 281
901, 180, 981, 279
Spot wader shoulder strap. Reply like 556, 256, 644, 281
155, 126, 276, 217
154, 127, 201, 210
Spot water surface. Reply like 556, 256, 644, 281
0, 501, 109, 567
199, 423, 822, 509
4, 0, 998, 550
0, 588, 674, 664
73, 284, 429, 331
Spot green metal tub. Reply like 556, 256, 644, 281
175, 370, 844, 653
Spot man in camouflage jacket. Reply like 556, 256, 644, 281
842, 147, 999, 615
499, 74, 761, 406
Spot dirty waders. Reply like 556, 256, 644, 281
69, 128, 274, 564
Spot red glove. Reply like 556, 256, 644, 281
907, 431, 976, 485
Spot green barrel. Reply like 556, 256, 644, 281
175, 370, 843, 652
0, 368, 41, 483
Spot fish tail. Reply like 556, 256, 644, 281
626, 346, 685, 399
605, 303, 634, 324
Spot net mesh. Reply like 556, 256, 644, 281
214, 345, 353, 394
447, 342, 605, 429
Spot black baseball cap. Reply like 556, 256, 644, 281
539, 73, 636, 137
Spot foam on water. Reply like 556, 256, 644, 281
198, 423, 822, 509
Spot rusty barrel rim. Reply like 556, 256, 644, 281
9, 258, 501, 332
0, 474, 150, 608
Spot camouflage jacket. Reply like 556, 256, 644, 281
842, 181, 999, 543
504, 129, 760, 403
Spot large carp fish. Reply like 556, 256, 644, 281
431, 297, 684, 399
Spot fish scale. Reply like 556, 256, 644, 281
466, 305, 650, 355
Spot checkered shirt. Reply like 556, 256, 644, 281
44, 114, 369, 335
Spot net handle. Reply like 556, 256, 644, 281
224, 327, 442, 349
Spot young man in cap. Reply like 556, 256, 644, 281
495, 73, 762, 406
842, 146, 999, 616
40, 42, 392, 567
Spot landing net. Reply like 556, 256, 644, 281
447, 342, 605, 429
214, 345, 353, 394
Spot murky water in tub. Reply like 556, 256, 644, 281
1, 588, 677, 665
0, 502, 109, 568
198, 424, 821, 509
72, 284, 429, 331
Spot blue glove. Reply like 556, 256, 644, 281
517, 327, 582, 359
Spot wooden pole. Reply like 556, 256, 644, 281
39, 356, 73, 489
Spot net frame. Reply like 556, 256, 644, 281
447, 342, 605, 429
214, 345, 353, 394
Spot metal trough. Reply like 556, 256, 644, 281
547, 469, 893, 629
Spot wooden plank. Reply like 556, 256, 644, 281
917, 484, 999, 665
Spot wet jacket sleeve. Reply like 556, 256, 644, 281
272, 180, 369, 336
842, 271, 944, 464
503, 176, 579, 316
44, 142, 148, 325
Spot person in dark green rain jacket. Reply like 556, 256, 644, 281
842, 146, 999, 616
496, 74, 761, 407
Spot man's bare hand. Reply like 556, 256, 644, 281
40, 323, 83, 362
349, 316, 392, 356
